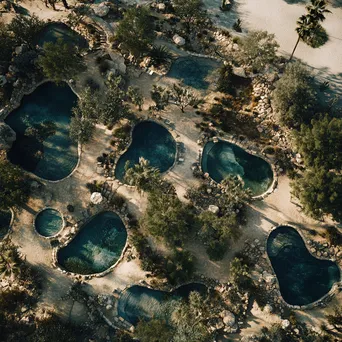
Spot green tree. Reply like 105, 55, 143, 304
230, 257, 251, 288
217, 63, 235, 94
0, 242, 21, 280
141, 191, 193, 245
172, 292, 211, 342
165, 250, 195, 285
38, 38, 86, 83
127, 86, 144, 111
326, 307, 342, 333
236, 30, 279, 72
292, 167, 342, 221
8, 15, 44, 49
0, 156, 30, 210
290, 0, 330, 60
151, 85, 170, 111
100, 75, 129, 125
173, 0, 206, 33
135, 319, 173, 342
198, 211, 240, 260
294, 115, 342, 170
124, 157, 161, 193
273, 62, 317, 127
170, 83, 198, 113
115, 6, 155, 58
0, 22, 14, 67
69, 115, 96, 144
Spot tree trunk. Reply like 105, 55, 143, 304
289, 35, 300, 61
61, 0, 69, 9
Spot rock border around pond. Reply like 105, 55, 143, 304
33, 207, 65, 239
1, 79, 82, 184
198, 136, 278, 200
52, 204, 132, 279
112, 118, 179, 189
265, 223, 342, 310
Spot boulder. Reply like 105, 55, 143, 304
157, 3, 166, 11
0, 122, 16, 151
222, 310, 236, 327
262, 271, 276, 284
233, 66, 247, 78
173, 34, 185, 46
208, 205, 219, 214
92, 3, 109, 17
281, 319, 290, 329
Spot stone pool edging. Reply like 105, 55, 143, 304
112, 118, 179, 189
265, 223, 342, 311
197, 136, 278, 200
1, 79, 82, 183
52, 205, 132, 280
33, 207, 65, 239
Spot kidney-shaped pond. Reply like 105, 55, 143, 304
35, 22, 88, 49
57, 211, 127, 275
115, 121, 176, 182
117, 283, 208, 325
201, 140, 273, 196
167, 56, 220, 90
5, 82, 78, 181
35, 208, 63, 238
267, 226, 341, 306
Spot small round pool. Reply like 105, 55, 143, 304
267, 226, 341, 306
168, 56, 220, 90
115, 121, 176, 182
201, 140, 273, 196
57, 211, 127, 275
35, 208, 64, 237
0, 210, 12, 239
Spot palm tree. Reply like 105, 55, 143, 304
124, 157, 161, 193
290, 0, 331, 60
0, 247, 21, 281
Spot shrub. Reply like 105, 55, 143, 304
67, 204, 74, 212
110, 193, 125, 209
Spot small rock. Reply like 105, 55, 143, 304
208, 205, 219, 214
173, 34, 185, 46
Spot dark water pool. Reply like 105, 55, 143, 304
201, 140, 273, 196
5, 82, 78, 181
35, 208, 63, 237
117, 283, 208, 325
57, 211, 127, 275
35, 23, 88, 49
115, 121, 176, 182
267, 226, 340, 306
0, 210, 11, 239
167, 57, 220, 90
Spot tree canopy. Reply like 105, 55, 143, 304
292, 167, 342, 222
294, 115, 342, 170
38, 38, 86, 83
273, 62, 317, 127
236, 30, 279, 72
115, 6, 155, 58
141, 191, 193, 245
135, 319, 173, 342
0, 155, 30, 210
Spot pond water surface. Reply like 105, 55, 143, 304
167, 56, 220, 90
267, 226, 340, 306
115, 121, 176, 182
117, 283, 208, 325
35, 208, 63, 237
5, 82, 78, 181
57, 211, 127, 275
201, 140, 273, 196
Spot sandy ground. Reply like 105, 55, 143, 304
203, 0, 342, 102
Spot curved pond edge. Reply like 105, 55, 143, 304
113, 118, 179, 189
266, 223, 342, 310
52, 206, 131, 279
1, 79, 82, 183
0, 208, 15, 240
199, 136, 277, 200
33, 207, 65, 239
116, 280, 211, 327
